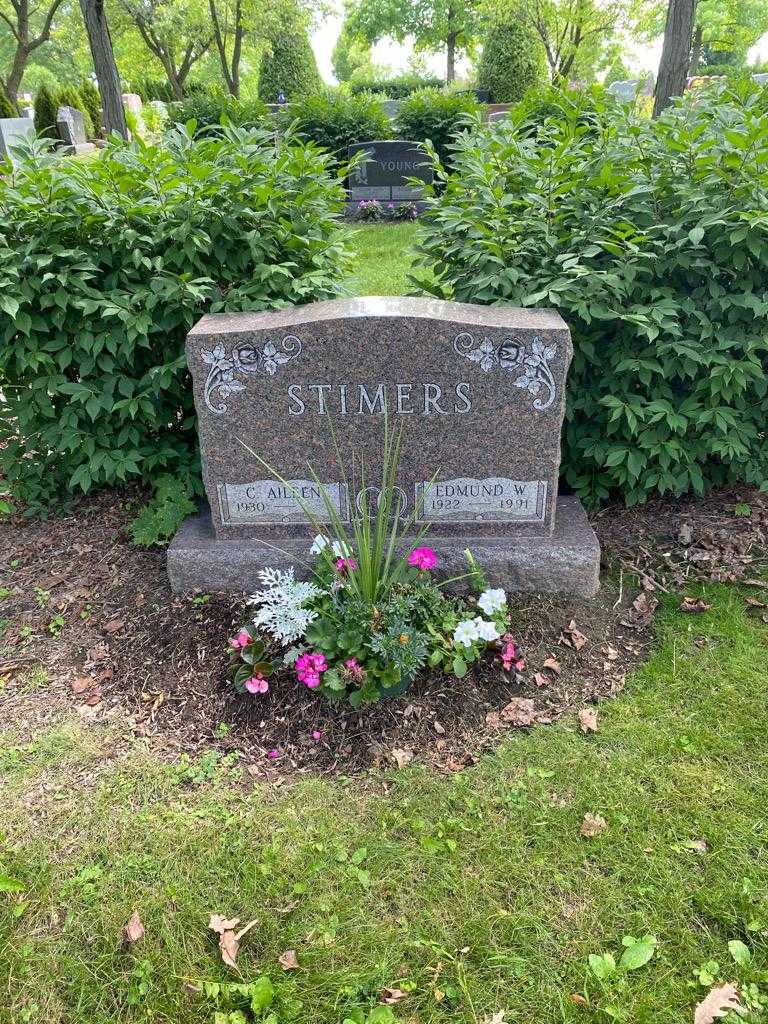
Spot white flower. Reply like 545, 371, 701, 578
478, 588, 507, 616
473, 617, 500, 642
453, 619, 480, 647
247, 566, 321, 643
310, 534, 351, 558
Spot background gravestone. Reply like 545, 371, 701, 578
56, 106, 96, 155
607, 79, 640, 101
0, 117, 34, 166
169, 297, 600, 596
348, 140, 432, 208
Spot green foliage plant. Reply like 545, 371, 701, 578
78, 80, 102, 138
0, 85, 17, 118
395, 87, 480, 168
0, 126, 351, 513
349, 71, 444, 98
33, 84, 58, 137
414, 80, 768, 507
173, 92, 268, 135
257, 26, 322, 102
477, 21, 545, 103
279, 90, 391, 163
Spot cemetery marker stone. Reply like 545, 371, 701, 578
169, 297, 601, 596
0, 117, 34, 166
348, 140, 432, 208
56, 106, 96, 155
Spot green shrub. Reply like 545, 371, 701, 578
349, 72, 443, 98
280, 90, 390, 162
414, 81, 768, 506
258, 26, 321, 102
33, 84, 58, 137
395, 88, 479, 168
79, 80, 102, 137
172, 93, 268, 135
0, 85, 17, 118
56, 85, 95, 138
477, 21, 545, 103
0, 125, 351, 511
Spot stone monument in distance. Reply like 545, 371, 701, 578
168, 297, 601, 597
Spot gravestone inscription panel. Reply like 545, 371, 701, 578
348, 140, 432, 205
169, 297, 600, 595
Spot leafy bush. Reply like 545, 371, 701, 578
414, 81, 768, 506
56, 85, 95, 138
172, 92, 268, 135
0, 125, 351, 511
258, 26, 321, 102
477, 21, 545, 103
513, 83, 608, 135
280, 90, 390, 162
395, 88, 479, 168
0, 85, 17, 118
33, 84, 58, 137
79, 80, 102, 138
350, 72, 443, 98
129, 476, 196, 546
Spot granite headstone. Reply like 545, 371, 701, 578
168, 297, 600, 596
348, 140, 432, 207
0, 117, 34, 166
607, 79, 640, 101
56, 106, 96, 155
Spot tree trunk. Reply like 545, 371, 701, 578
446, 31, 456, 81
689, 23, 703, 74
653, 0, 697, 117
78, 0, 128, 137
209, 0, 237, 95
5, 45, 29, 102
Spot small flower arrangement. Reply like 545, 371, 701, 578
353, 199, 420, 223
228, 422, 523, 705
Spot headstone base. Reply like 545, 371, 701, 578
167, 494, 600, 598
60, 142, 97, 156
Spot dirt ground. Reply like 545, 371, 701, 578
1, 485, 766, 779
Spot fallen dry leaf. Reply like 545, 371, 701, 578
603, 646, 619, 662
483, 1013, 506, 1024
278, 949, 299, 971
381, 987, 408, 1004
433, 720, 445, 735
533, 672, 551, 688
569, 993, 588, 1006
85, 689, 102, 706
560, 620, 588, 651
499, 697, 537, 727
694, 983, 742, 1024
687, 838, 709, 855
578, 708, 599, 734
70, 676, 93, 694
542, 656, 562, 674
580, 812, 607, 838
209, 914, 258, 969
745, 596, 767, 609
121, 910, 144, 947
103, 618, 125, 634
680, 596, 713, 614
622, 592, 658, 628
391, 748, 414, 769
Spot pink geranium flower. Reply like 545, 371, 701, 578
311, 729, 322, 742
500, 633, 525, 673
296, 652, 328, 689
244, 674, 269, 694
408, 546, 438, 571
334, 557, 358, 574
344, 657, 364, 681
230, 628, 251, 650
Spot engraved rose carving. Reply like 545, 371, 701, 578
202, 335, 302, 414
452, 332, 557, 411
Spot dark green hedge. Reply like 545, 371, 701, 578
414, 82, 768, 506
0, 126, 351, 510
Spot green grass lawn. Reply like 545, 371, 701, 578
343, 223, 419, 297
2, 586, 768, 1023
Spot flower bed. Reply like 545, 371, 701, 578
228, 540, 524, 707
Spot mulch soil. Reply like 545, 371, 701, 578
1, 485, 767, 781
